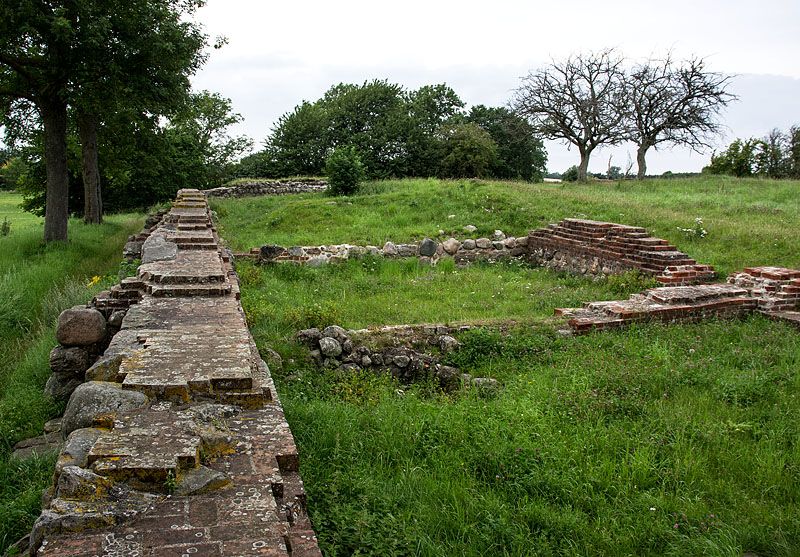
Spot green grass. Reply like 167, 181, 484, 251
218, 176, 800, 556
210, 175, 800, 277
0, 195, 144, 552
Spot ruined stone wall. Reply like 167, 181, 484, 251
204, 179, 328, 198
527, 218, 717, 285
19, 190, 321, 557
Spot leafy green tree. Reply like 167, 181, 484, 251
0, 0, 207, 239
703, 139, 761, 177
563, 165, 579, 182
325, 146, 365, 195
0, 156, 27, 190
437, 123, 498, 178
405, 84, 464, 176
466, 105, 546, 181
265, 101, 328, 176
790, 125, 800, 179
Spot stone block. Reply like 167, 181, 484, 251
61, 381, 149, 438
49, 346, 90, 374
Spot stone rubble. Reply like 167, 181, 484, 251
204, 179, 328, 198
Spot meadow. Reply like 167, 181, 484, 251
0, 192, 143, 551
212, 176, 800, 556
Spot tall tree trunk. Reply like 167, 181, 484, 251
636, 144, 648, 181
79, 112, 103, 224
41, 98, 70, 243
578, 149, 591, 183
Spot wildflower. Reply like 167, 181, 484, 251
86, 275, 101, 287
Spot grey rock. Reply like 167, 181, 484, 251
493, 230, 506, 240
341, 338, 353, 354
258, 244, 285, 262
120, 304, 159, 330
56, 307, 107, 346
61, 382, 149, 438
493, 240, 505, 250
309, 349, 323, 365
397, 244, 418, 257
11, 432, 61, 460
517, 236, 529, 247
319, 337, 343, 357
361, 355, 372, 367
176, 465, 230, 495
462, 239, 476, 250
108, 310, 126, 328
438, 335, 460, 353
476, 238, 492, 249
503, 237, 516, 249
472, 377, 500, 397
263, 347, 283, 371
419, 238, 438, 257
371, 353, 384, 366
435, 365, 461, 392
49, 346, 90, 374
461, 373, 473, 387
141, 234, 178, 264
338, 362, 362, 374
382, 242, 398, 256
443, 238, 461, 254
393, 355, 410, 368
463, 225, 477, 233
55, 427, 106, 475
322, 325, 347, 341
45, 372, 84, 402
296, 328, 322, 346
85, 330, 142, 382
44, 418, 62, 434
287, 246, 305, 257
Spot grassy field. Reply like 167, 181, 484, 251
210, 175, 800, 277
214, 177, 800, 556
0, 192, 143, 552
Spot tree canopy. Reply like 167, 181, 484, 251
235, 80, 546, 182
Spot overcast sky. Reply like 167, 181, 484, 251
191, 0, 800, 175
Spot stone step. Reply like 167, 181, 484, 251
148, 283, 232, 297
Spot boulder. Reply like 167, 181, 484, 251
45, 372, 84, 402
141, 234, 178, 264
55, 427, 107, 475
258, 244, 285, 262
49, 346, 90, 374
319, 337, 342, 358
107, 310, 126, 328
419, 238, 438, 257
322, 325, 347, 341
463, 225, 477, 233
397, 244, 418, 257
438, 335, 460, 353
443, 238, 461, 255
472, 377, 499, 397
393, 355, 410, 368
61, 382, 149, 438
461, 239, 476, 250
296, 328, 322, 346
176, 465, 230, 496
493, 230, 506, 240
476, 238, 493, 249
306, 255, 328, 267
435, 365, 461, 392
56, 307, 107, 346
85, 330, 142, 382
382, 242, 398, 256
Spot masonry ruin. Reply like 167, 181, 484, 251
21, 190, 321, 556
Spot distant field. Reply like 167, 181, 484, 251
0, 198, 143, 552
216, 176, 800, 556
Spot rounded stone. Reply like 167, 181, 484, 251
322, 325, 347, 341
44, 372, 84, 402
463, 225, 477, 233
393, 355, 410, 368
443, 238, 461, 255
319, 337, 343, 357
382, 242, 398, 256
438, 335, 460, 354
108, 310, 126, 328
493, 230, 506, 240
419, 238, 438, 257
49, 346, 90, 374
461, 239, 476, 250
476, 238, 493, 249
56, 307, 107, 346
61, 381, 149, 438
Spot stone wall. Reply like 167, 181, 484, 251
204, 179, 328, 198
19, 190, 321, 557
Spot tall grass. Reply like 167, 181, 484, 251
218, 177, 800, 556
0, 195, 143, 552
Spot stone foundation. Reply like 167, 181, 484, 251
204, 179, 328, 198
23, 190, 321, 556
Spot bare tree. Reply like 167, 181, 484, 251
511, 49, 627, 182
625, 55, 735, 180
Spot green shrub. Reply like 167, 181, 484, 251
562, 165, 579, 182
325, 147, 365, 196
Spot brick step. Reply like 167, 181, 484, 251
147, 283, 232, 297
176, 242, 219, 251
110, 285, 140, 300
146, 271, 226, 284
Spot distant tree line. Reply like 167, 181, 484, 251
1, 0, 250, 241
703, 126, 800, 178
511, 50, 735, 182
233, 80, 547, 182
